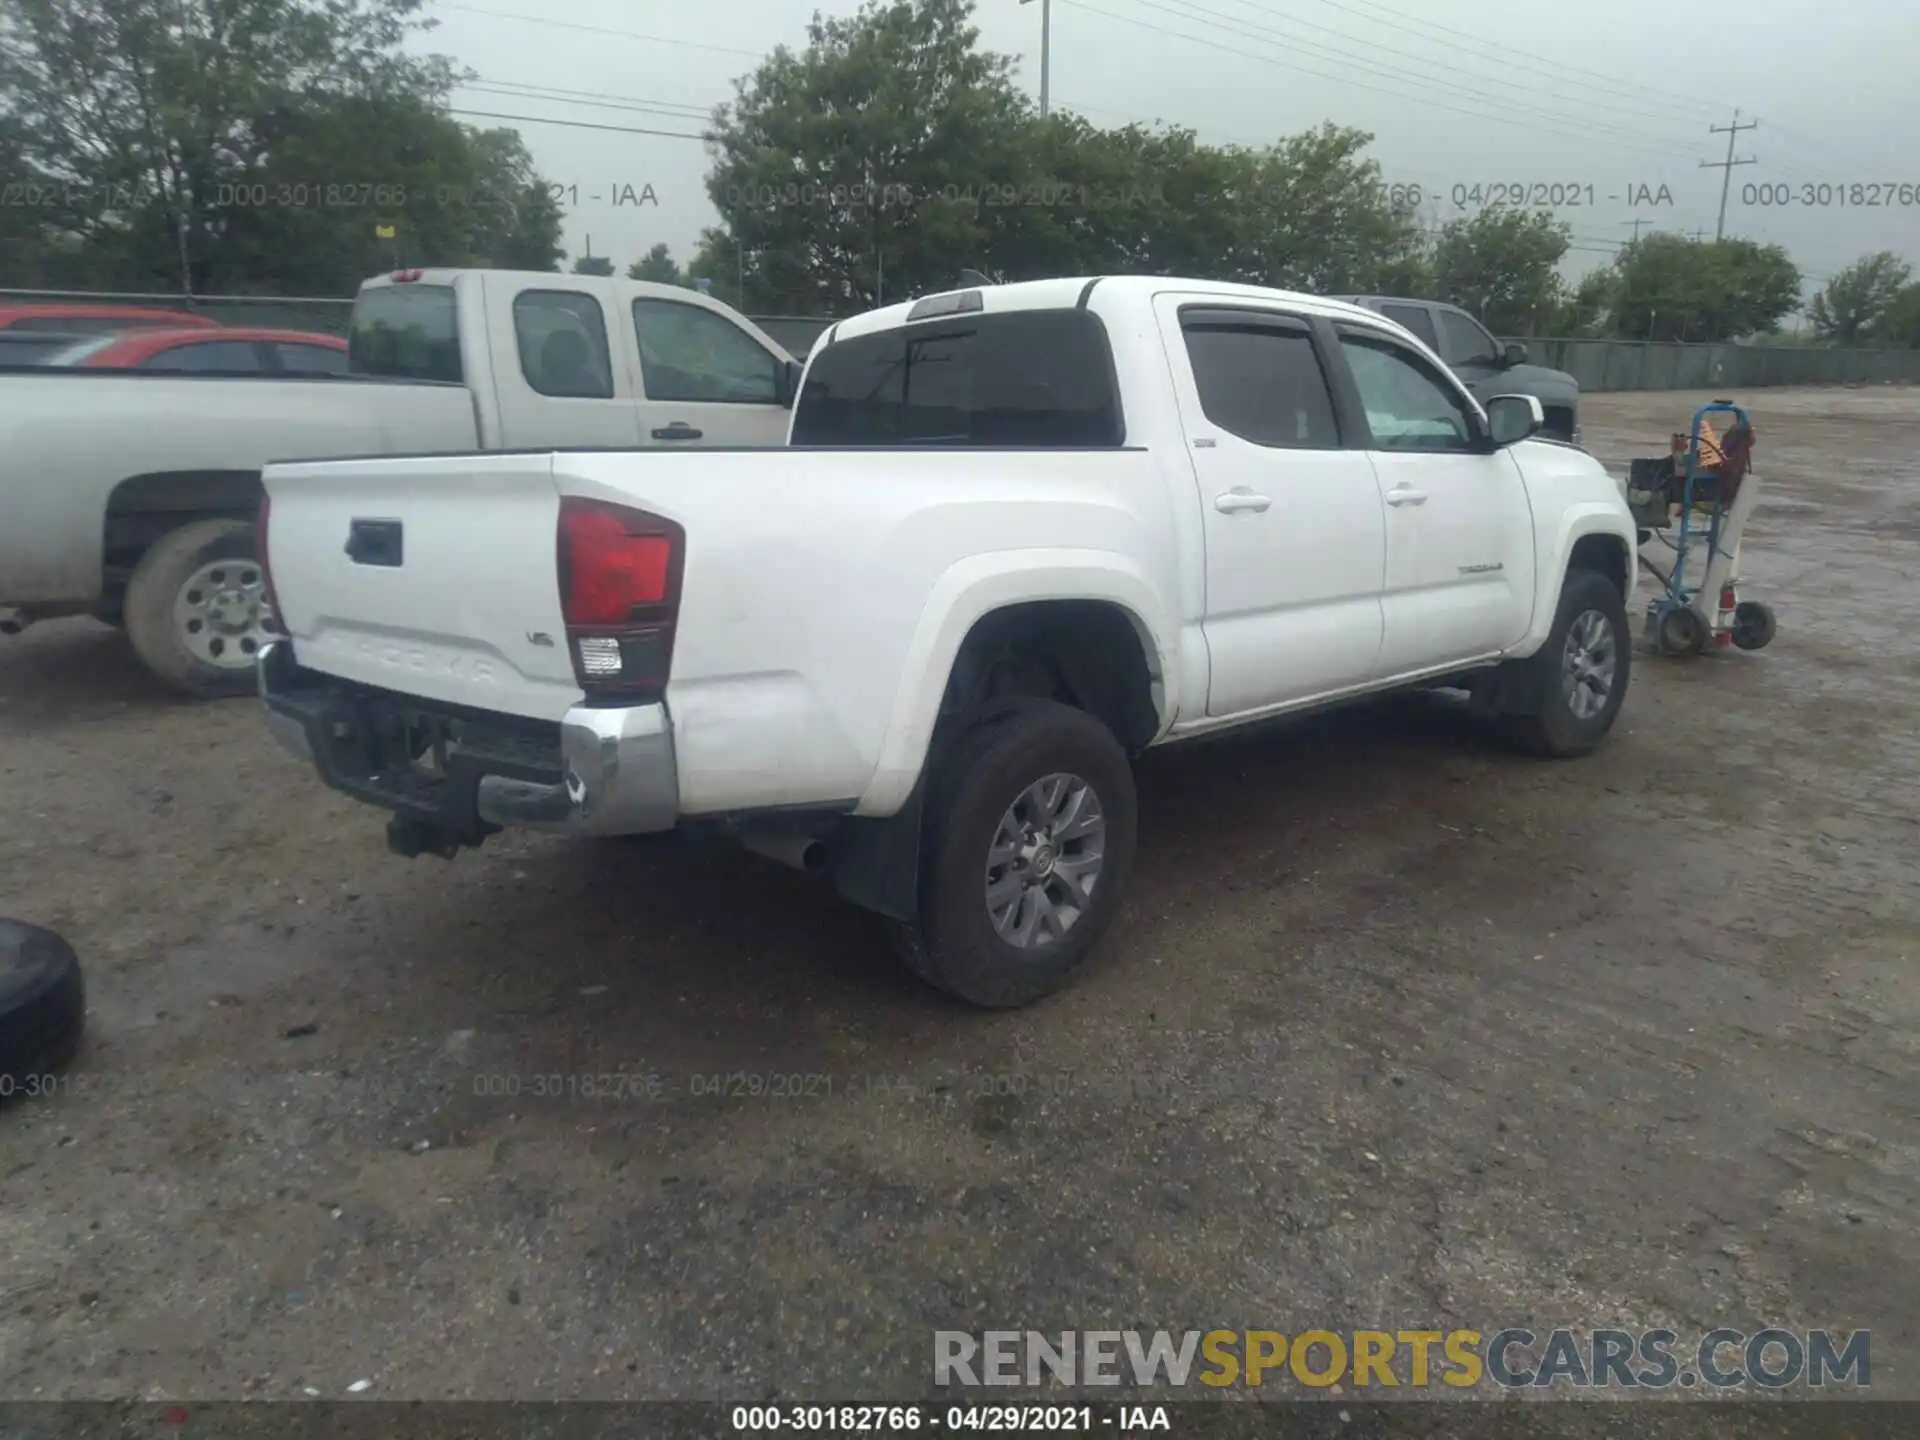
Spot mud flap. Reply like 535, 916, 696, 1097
829, 786, 924, 923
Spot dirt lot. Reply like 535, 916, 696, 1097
1, 386, 1916, 1411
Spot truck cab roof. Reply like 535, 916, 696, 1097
822, 276, 1397, 351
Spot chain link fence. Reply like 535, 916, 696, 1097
6, 289, 1917, 388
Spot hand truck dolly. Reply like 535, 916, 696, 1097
1625, 399, 1777, 657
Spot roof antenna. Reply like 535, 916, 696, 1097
957, 268, 992, 288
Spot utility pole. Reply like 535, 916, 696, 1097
1622, 218, 1653, 243
1700, 109, 1758, 241
1020, 0, 1051, 118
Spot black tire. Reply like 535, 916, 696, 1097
902, 700, 1138, 1008
124, 519, 271, 698
1502, 567, 1632, 758
0, 920, 85, 1100
1732, 599, 1777, 651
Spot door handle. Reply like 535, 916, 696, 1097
1213, 488, 1272, 515
651, 422, 704, 441
1385, 487, 1429, 507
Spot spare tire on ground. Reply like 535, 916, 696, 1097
0, 920, 85, 1098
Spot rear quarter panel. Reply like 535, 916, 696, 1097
554, 447, 1187, 816
0, 375, 478, 604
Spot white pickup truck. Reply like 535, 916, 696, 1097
258, 276, 1638, 1007
0, 269, 800, 694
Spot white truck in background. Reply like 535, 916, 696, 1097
259, 276, 1639, 1008
0, 269, 800, 694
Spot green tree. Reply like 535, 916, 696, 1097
1430, 207, 1571, 334
704, 0, 1030, 313
1879, 282, 1920, 348
1550, 266, 1617, 336
1807, 251, 1913, 345
628, 242, 684, 284
0, 0, 563, 290
1233, 124, 1424, 293
702, 0, 1421, 312
571, 254, 615, 276
1601, 235, 1800, 341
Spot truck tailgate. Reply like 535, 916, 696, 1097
264, 453, 580, 720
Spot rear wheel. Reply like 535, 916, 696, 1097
1502, 568, 1631, 757
900, 701, 1137, 1008
124, 519, 273, 698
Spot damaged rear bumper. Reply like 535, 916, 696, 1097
258, 640, 678, 847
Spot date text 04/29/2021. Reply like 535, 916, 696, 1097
730, 1405, 1167, 1432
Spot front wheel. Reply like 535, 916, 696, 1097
1502, 568, 1631, 757
124, 519, 274, 698
901, 701, 1138, 1008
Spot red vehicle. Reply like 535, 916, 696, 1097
0, 303, 218, 334
47, 325, 349, 375
0, 303, 223, 366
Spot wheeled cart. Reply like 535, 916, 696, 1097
1626, 400, 1777, 657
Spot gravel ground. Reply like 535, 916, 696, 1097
1, 387, 1916, 1413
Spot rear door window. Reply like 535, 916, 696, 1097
349, 284, 462, 382
1181, 316, 1340, 449
1379, 303, 1440, 350
512, 290, 615, 399
791, 309, 1122, 447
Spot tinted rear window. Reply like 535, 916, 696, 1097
790, 309, 1122, 447
349, 284, 461, 382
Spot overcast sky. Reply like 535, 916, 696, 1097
420, 0, 1920, 301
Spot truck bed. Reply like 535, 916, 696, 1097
263, 443, 1177, 817
0, 371, 478, 605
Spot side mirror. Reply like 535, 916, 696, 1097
1502, 340, 1529, 367
775, 356, 802, 408
1485, 393, 1544, 447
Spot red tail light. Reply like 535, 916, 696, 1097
391, 268, 423, 282
257, 491, 283, 635
556, 497, 683, 696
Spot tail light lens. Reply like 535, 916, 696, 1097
556, 497, 683, 698
258, 491, 283, 635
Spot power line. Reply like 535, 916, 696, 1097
1168, 0, 1714, 136
471, 78, 715, 117
1265, 0, 1725, 119
435, 3, 763, 58
1060, 0, 1702, 165
1114, 0, 1700, 154
463, 82, 716, 121
450, 108, 707, 140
